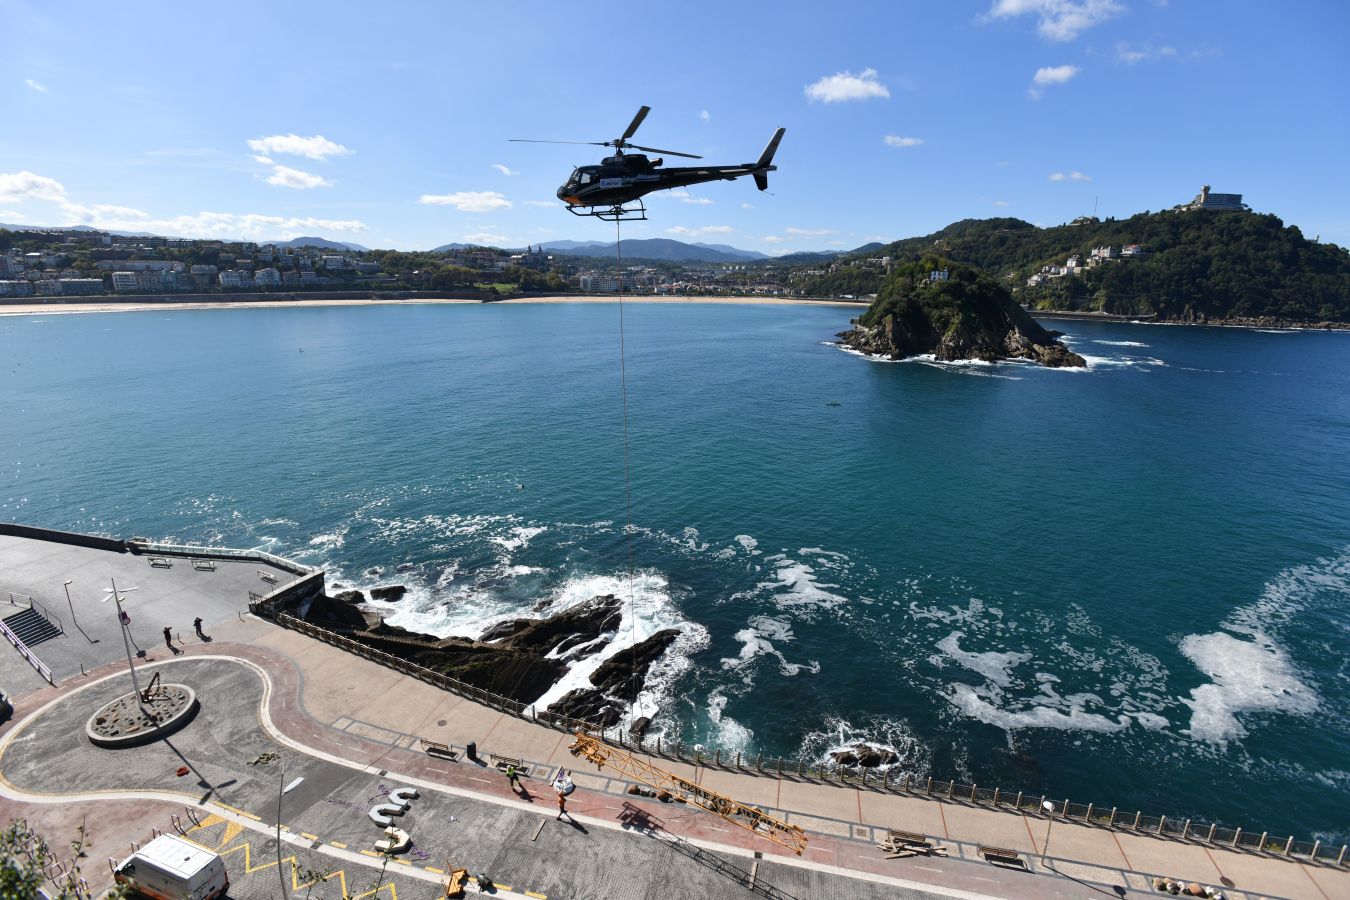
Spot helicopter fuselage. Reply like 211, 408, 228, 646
557, 151, 774, 210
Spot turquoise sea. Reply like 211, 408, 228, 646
2, 301, 1348, 842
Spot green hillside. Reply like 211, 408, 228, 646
800, 210, 1350, 322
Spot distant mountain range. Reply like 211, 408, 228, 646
274, 236, 370, 252
429, 237, 883, 263
0, 223, 369, 252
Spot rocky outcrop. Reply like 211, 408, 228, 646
829, 742, 900, 769
289, 589, 676, 722
332, 590, 366, 604
839, 260, 1086, 367
370, 585, 407, 602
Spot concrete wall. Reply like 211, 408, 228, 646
0, 522, 127, 554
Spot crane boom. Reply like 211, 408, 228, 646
569, 732, 808, 855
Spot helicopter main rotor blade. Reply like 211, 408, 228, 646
509, 139, 609, 146
628, 144, 703, 159
620, 106, 651, 142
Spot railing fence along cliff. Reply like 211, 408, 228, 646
246, 589, 1348, 869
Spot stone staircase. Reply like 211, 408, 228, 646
2, 606, 63, 647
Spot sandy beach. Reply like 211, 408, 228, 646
0, 294, 867, 317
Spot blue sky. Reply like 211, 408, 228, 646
2, 0, 1347, 252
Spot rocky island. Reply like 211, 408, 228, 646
294, 587, 675, 729
839, 259, 1085, 367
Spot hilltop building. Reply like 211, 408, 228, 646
1185, 185, 1246, 211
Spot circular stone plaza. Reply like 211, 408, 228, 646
0, 524, 1345, 900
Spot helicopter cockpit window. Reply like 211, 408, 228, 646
578, 171, 594, 185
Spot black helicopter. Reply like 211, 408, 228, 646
512, 106, 785, 220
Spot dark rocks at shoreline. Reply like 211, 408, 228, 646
829, 742, 900, 768
332, 589, 366, 604
493, 594, 623, 656
370, 585, 407, 602
839, 319, 1085, 368
549, 629, 681, 726
478, 618, 531, 642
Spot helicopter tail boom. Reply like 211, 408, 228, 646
752, 127, 785, 191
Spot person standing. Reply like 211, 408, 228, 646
505, 764, 521, 791
193, 617, 204, 638
556, 791, 569, 821
163, 626, 173, 650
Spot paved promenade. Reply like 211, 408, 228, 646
0, 535, 1344, 899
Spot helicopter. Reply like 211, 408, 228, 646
511, 106, 785, 221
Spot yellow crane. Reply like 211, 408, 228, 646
568, 732, 808, 855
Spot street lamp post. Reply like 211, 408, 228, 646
1041, 799, 1057, 867
102, 579, 145, 709
62, 580, 77, 628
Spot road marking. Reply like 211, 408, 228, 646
424, 866, 444, 874
526, 892, 548, 899
330, 840, 347, 849
360, 849, 382, 858
213, 801, 261, 821
301, 832, 318, 840
392, 857, 412, 865
532, 819, 546, 841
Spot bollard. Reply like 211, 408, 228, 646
970, 783, 977, 803
926, 777, 933, 795
735, 751, 741, 769
1132, 811, 1141, 830
1158, 816, 1167, 835
1311, 839, 1321, 861
1284, 836, 1294, 856
946, 780, 954, 799
1338, 844, 1347, 866
1182, 819, 1191, 840
1258, 831, 1267, 852
1085, 803, 1093, 822
992, 787, 1000, 807
755, 753, 763, 772
1206, 823, 1216, 843
1014, 790, 1023, 810
1232, 827, 1242, 848
902, 773, 911, 793
1109, 807, 1117, 827
1063, 799, 1070, 820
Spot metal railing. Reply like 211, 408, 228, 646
127, 540, 316, 576
0, 616, 54, 684
247, 590, 1349, 870
7, 592, 63, 635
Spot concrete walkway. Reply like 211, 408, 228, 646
1, 611, 1342, 899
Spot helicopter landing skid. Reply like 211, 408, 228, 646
567, 200, 648, 222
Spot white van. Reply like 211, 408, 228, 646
113, 834, 229, 900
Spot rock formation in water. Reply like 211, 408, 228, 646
839, 259, 1085, 367
289, 590, 677, 726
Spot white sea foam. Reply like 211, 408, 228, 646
720, 615, 819, 679
798, 716, 928, 775
706, 689, 754, 755
491, 525, 547, 552
1178, 632, 1318, 745
1081, 354, 1168, 369
946, 683, 1129, 733
1175, 548, 1348, 745
735, 534, 760, 553
308, 530, 345, 552
1092, 340, 1149, 347
758, 555, 850, 613
935, 631, 1030, 686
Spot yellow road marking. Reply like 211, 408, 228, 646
424, 866, 444, 874
212, 801, 261, 821
360, 849, 382, 858
526, 892, 548, 899
301, 832, 318, 840
330, 840, 348, 849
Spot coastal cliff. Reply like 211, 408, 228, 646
839, 259, 1085, 367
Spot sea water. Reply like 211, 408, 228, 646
2, 301, 1348, 842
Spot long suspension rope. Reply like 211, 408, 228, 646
615, 214, 640, 723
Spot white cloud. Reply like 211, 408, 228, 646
741, 202, 754, 210
24, 78, 48, 93
994, 200, 1011, 207
805, 68, 890, 103
666, 225, 735, 237
265, 165, 333, 189
525, 199, 557, 207
251, 155, 274, 165
785, 226, 836, 236
668, 189, 713, 205
463, 231, 510, 245
0, 209, 27, 222
984, 0, 1124, 42
246, 134, 352, 161
883, 135, 923, 148
1117, 42, 1180, 64
699, 109, 711, 122
0, 171, 68, 203
1048, 170, 1092, 181
1029, 63, 1080, 98
491, 164, 519, 176
418, 191, 513, 212
761, 235, 786, 244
